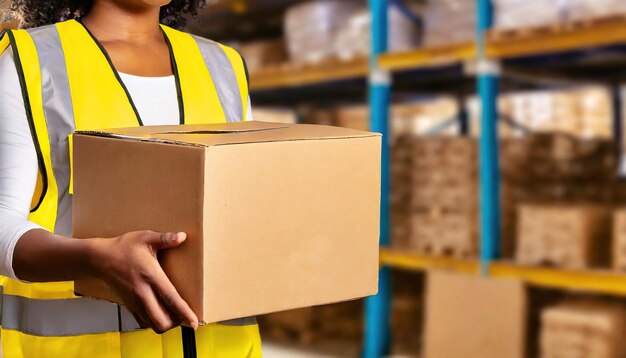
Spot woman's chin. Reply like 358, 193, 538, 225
121, 0, 173, 8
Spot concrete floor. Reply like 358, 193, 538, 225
262, 343, 334, 358
262, 340, 361, 358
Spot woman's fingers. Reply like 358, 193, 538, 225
103, 230, 197, 333
150, 269, 198, 329
134, 282, 174, 333
144, 231, 187, 252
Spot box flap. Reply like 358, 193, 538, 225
75, 121, 380, 147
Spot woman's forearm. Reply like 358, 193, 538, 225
12, 229, 198, 331
13, 228, 99, 282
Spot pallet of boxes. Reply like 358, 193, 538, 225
531, 207, 626, 358
540, 298, 626, 358
408, 138, 479, 258
501, 93, 626, 358
505, 134, 622, 268
385, 99, 478, 258
491, 0, 626, 42
422, 0, 476, 48
532, 210, 626, 358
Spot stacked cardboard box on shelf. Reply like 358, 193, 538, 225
250, 107, 298, 124
258, 300, 363, 345
469, 87, 613, 139
540, 299, 626, 358
493, 0, 626, 31
515, 204, 612, 268
333, 4, 422, 61
332, 105, 370, 132
393, 132, 621, 261
612, 209, 626, 271
392, 99, 460, 137
390, 136, 479, 257
390, 130, 623, 260
302, 98, 460, 136
568, 0, 626, 21
408, 138, 479, 258
259, 272, 424, 355
283, 0, 421, 64
424, 272, 527, 358
492, 0, 566, 30
390, 271, 424, 356
284, 0, 361, 64
422, 0, 476, 47
391, 136, 414, 248
501, 134, 623, 259
237, 39, 287, 72
500, 136, 619, 192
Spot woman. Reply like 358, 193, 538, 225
0, 0, 260, 357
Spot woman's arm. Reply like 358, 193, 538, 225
15, 229, 198, 332
0, 47, 197, 333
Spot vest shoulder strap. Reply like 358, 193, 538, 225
165, 25, 249, 122
2, 28, 56, 226
212, 40, 250, 119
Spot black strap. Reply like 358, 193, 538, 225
5, 29, 49, 212
181, 326, 197, 358
240, 53, 250, 88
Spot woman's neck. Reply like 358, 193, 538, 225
80, 1, 173, 77
81, 1, 162, 43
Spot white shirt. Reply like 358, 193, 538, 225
0, 46, 252, 279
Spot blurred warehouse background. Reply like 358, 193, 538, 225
4, 0, 626, 357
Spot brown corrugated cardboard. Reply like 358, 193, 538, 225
540, 298, 626, 358
516, 204, 612, 269
72, 121, 381, 324
424, 271, 527, 358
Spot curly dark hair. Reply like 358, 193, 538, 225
11, 0, 204, 29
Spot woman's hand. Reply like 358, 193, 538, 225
90, 231, 199, 333
13, 228, 198, 334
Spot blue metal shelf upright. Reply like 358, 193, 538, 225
476, 0, 501, 273
364, 0, 392, 357
363, 0, 502, 356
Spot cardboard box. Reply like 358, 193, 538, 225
424, 271, 527, 358
515, 204, 612, 269
613, 208, 626, 271
72, 121, 381, 324
541, 299, 626, 358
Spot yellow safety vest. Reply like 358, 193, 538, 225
0, 19, 261, 358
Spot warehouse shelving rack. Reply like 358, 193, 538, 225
249, 58, 369, 91
223, 0, 626, 356
362, 1, 626, 358
380, 249, 626, 296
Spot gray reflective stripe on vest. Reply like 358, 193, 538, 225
119, 305, 142, 332
192, 35, 243, 122
0, 290, 256, 335
120, 305, 257, 330
1, 293, 121, 336
27, 25, 75, 238
22, 26, 142, 335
